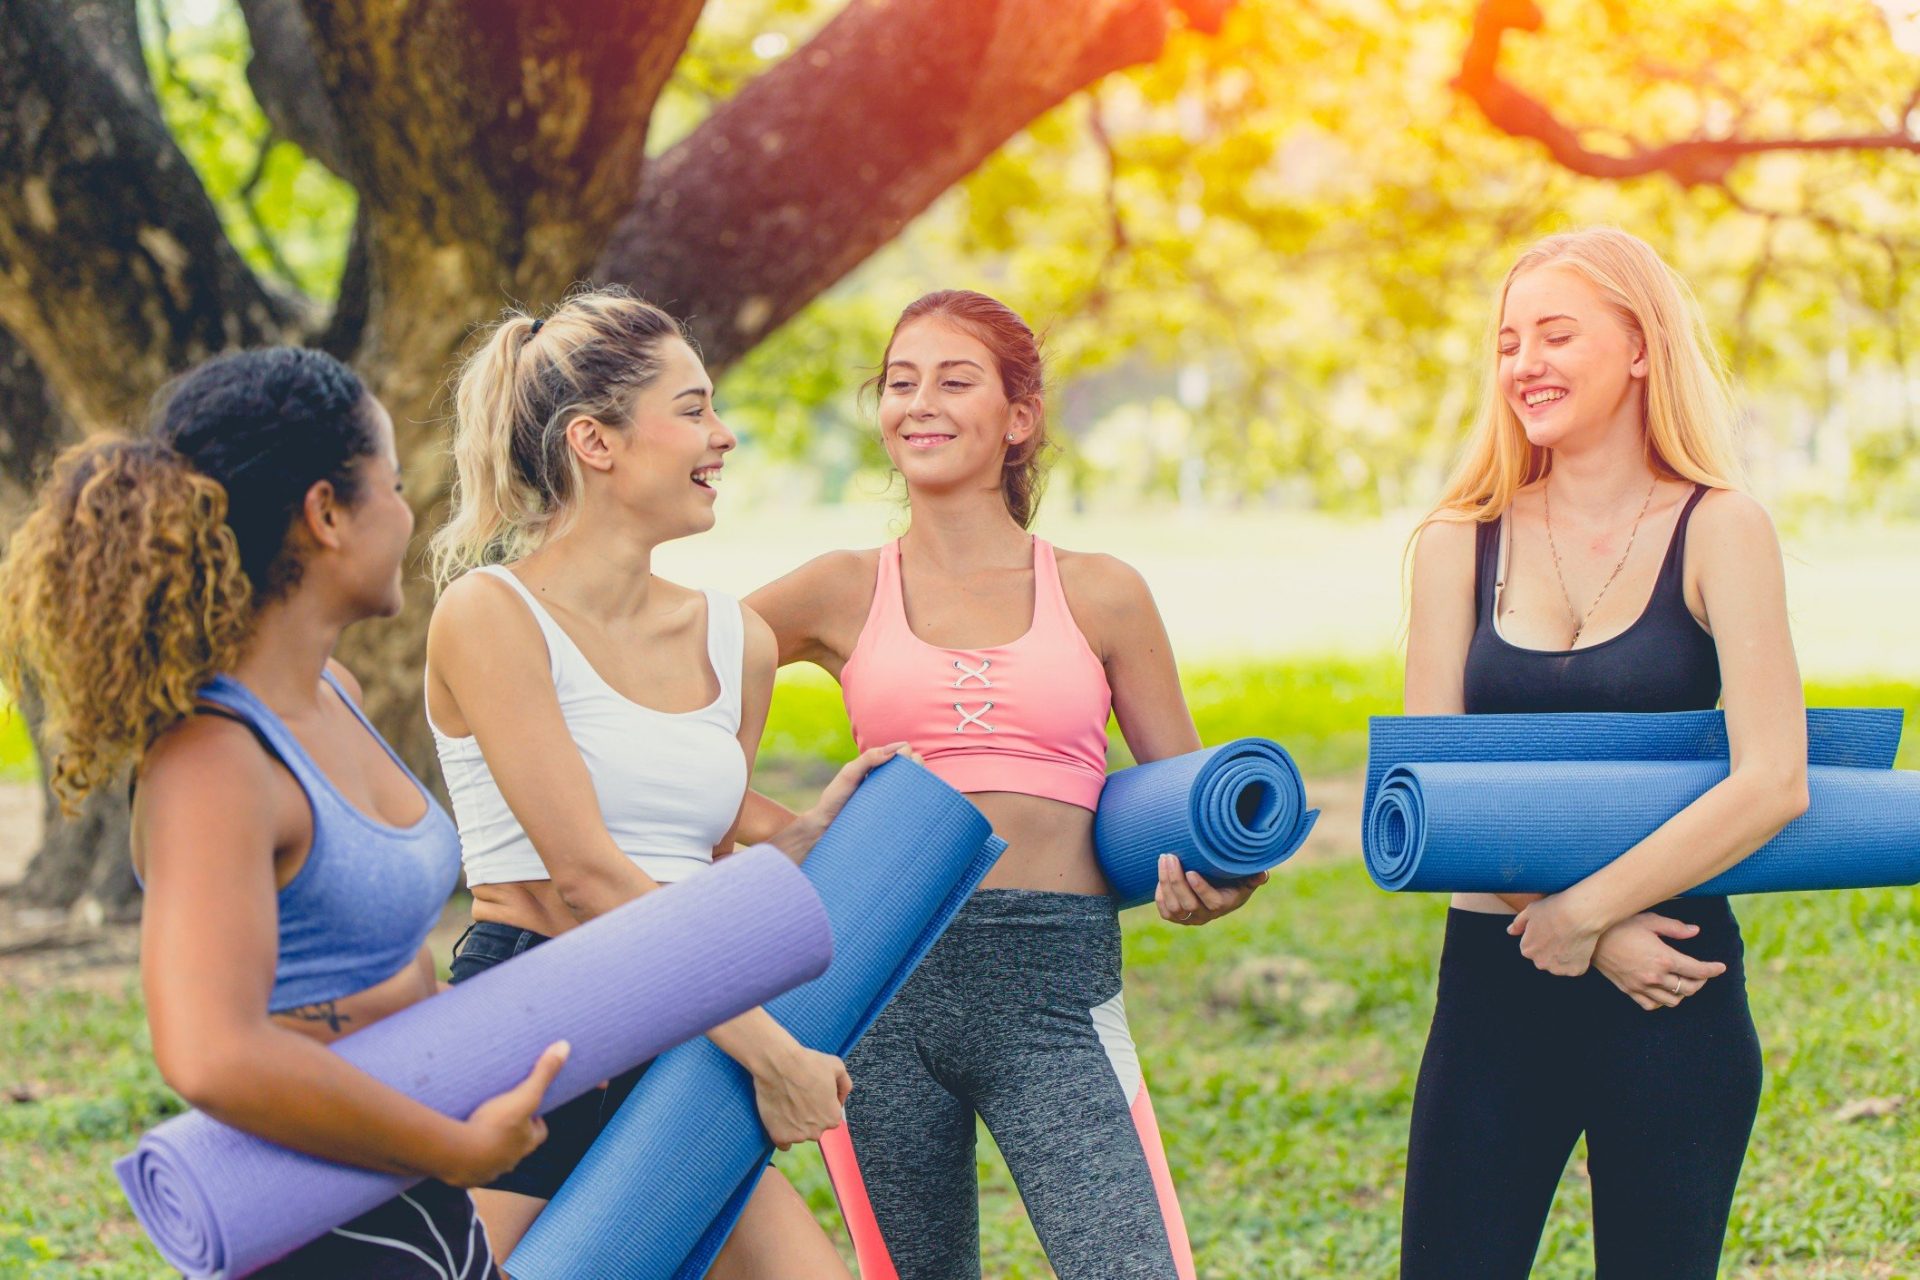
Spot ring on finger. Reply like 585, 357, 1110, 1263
1182, 909, 1195, 922
1670, 979, 1683, 997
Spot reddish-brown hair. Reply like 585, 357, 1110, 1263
875, 290, 1053, 528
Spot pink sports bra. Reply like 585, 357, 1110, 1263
841, 537, 1112, 810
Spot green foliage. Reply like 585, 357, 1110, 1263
130, 1, 1920, 511
0, 701, 32, 782
731, 1, 1920, 512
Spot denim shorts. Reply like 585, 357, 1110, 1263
448, 921, 651, 1201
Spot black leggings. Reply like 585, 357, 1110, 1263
1401, 900, 1762, 1280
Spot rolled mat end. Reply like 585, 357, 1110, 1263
1095, 737, 1316, 909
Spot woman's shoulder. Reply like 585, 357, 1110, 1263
425, 565, 549, 660
1409, 512, 1482, 578
762, 546, 884, 602
1050, 547, 1157, 630
1686, 485, 1779, 560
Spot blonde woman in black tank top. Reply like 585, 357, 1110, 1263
1399, 229, 1809, 1279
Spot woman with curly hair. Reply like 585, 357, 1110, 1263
0, 348, 564, 1277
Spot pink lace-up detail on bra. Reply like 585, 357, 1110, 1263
841, 538, 1111, 810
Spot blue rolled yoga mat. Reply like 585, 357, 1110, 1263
1094, 737, 1319, 909
1364, 708, 1916, 894
509, 756, 1005, 1280
114, 846, 831, 1279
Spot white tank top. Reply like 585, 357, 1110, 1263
429, 565, 750, 886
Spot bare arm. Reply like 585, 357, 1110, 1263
1511, 491, 1809, 973
1403, 518, 1477, 718
136, 722, 559, 1185
743, 549, 873, 675
1404, 517, 1537, 914
1065, 552, 1266, 925
426, 574, 661, 921
716, 605, 833, 862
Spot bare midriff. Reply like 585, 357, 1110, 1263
269, 949, 439, 1046
470, 880, 594, 940
969, 791, 1110, 896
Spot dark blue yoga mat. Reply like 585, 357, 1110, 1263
113, 846, 832, 1279
508, 757, 1005, 1280
1095, 738, 1319, 909
1365, 709, 1915, 893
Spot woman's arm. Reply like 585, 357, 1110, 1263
1065, 552, 1266, 926
717, 606, 847, 861
743, 550, 872, 674
427, 574, 661, 921
1405, 517, 1538, 915
1403, 517, 1477, 718
136, 721, 563, 1186
1510, 491, 1809, 975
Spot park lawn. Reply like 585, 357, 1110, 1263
1, 661, 1917, 1277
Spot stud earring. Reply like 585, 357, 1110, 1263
1005, 434, 1014, 442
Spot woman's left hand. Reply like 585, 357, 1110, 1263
781, 743, 923, 862
1153, 855, 1267, 926
1506, 892, 1604, 976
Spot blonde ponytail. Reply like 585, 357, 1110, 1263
433, 285, 689, 586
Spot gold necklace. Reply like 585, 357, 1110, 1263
1543, 476, 1659, 647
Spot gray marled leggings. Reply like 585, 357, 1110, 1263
819, 890, 1195, 1280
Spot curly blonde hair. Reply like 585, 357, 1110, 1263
0, 439, 253, 810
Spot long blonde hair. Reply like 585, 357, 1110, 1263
432, 284, 688, 586
1428, 226, 1743, 527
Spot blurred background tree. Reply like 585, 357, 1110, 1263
3, 0, 1918, 919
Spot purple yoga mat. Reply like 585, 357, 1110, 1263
114, 845, 832, 1278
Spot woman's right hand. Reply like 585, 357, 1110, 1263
437, 1040, 571, 1187
749, 1032, 853, 1150
1591, 914, 1727, 1011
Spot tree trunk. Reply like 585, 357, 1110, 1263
0, 0, 1219, 922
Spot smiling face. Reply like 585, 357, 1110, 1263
1497, 265, 1649, 453
591, 336, 735, 540
878, 317, 1033, 496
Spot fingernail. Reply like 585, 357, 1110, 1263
554, 1040, 572, 1058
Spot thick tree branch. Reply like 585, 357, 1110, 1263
599, 0, 1197, 371
0, 0, 300, 432
235, 0, 353, 179
1456, 0, 1920, 188
296, 0, 703, 285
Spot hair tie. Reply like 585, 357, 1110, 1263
528, 317, 545, 336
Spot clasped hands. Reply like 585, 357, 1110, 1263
1507, 890, 1726, 1011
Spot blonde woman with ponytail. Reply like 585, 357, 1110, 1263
1399, 228, 1808, 1278
0, 349, 565, 1277
426, 285, 897, 1274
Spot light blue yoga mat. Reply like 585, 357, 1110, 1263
113, 846, 832, 1279
508, 756, 1005, 1280
1095, 738, 1319, 909
1364, 708, 1916, 893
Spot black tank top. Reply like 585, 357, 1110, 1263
1463, 484, 1720, 715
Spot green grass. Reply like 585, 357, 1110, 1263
2, 661, 1917, 1277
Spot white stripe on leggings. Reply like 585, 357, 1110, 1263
1089, 990, 1144, 1103
327, 1225, 452, 1280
